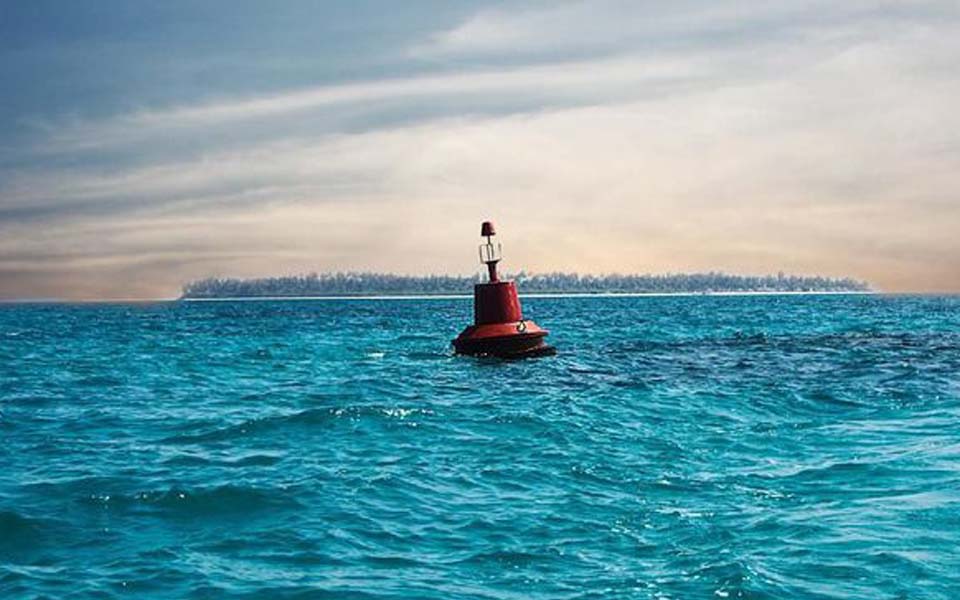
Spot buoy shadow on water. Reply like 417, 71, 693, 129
454, 345, 558, 362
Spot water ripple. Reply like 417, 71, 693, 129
1, 295, 959, 598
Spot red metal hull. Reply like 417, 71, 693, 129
453, 320, 555, 358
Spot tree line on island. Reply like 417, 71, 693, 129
181, 271, 870, 298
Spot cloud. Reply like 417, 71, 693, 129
412, 0, 956, 58
30, 54, 720, 158
2, 1, 960, 298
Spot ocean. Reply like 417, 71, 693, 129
1, 294, 958, 599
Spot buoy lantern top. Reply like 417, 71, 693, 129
478, 220, 502, 282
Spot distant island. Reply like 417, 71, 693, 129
181, 272, 870, 299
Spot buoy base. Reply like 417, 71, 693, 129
452, 321, 555, 359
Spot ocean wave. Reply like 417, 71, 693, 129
0, 511, 46, 544
0, 510, 70, 560
160, 453, 283, 467
80, 484, 303, 516
160, 405, 436, 444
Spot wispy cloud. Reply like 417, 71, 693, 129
33, 54, 725, 156
411, 0, 955, 58
2, 1, 960, 298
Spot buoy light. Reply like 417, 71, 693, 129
479, 222, 502, 283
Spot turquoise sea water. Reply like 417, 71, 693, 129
1, 294, 959, 599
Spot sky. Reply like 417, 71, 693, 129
1, 0, 959, 299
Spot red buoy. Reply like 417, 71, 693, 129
453, 222, 555, 358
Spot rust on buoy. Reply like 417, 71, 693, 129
452, 221, 555, 358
